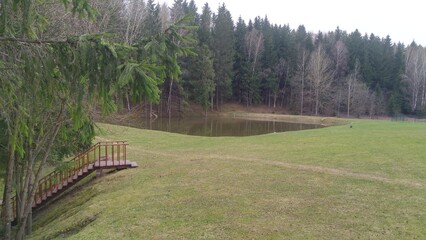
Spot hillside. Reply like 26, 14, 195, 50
30, 119, 426, 239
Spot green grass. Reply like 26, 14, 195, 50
29, 118, 426, 239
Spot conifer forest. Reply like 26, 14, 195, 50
117, 0, 426, 118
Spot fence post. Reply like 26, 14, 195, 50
112, 143, 115, 166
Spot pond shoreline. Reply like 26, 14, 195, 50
217, 112, 349, 126
97, 111, 333, 137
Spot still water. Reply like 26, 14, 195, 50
131, 117, 322, 137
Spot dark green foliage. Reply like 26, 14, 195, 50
0, 1, 197, 237
143, 0, 162, 37
233, 17, 248, 103
188, 45, 215, 111
198, 3, 212, 46
212, 4, 235, 107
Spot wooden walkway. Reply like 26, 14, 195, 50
2, 141, 138, 222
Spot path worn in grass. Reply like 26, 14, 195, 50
118, 138, 426, 190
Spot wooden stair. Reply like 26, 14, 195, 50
2, 141, 137, 222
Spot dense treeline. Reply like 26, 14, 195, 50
146, 0, 426, 117
40, 0, 425, 117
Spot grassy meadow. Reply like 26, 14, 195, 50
29, 118, 426, 239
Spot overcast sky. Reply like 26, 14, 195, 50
162, 0, 425, 46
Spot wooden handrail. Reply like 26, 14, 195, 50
1, 141, 130, 221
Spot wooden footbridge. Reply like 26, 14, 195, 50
1, 141, 137, 222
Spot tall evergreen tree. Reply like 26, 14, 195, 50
143, 0, 162, 37
233, 17, 249, 103
212, 4, 235, 109
198, 3, 213, 46
293, 25, 313, 114
189, 45, 216, 114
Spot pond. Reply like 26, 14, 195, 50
125, 117, 322, 137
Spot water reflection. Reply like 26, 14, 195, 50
134, 117, 321, 137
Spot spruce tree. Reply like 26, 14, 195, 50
212, 4, 235, 109
233, 17, 249, 103
198, 3, 213, 47
190, 45, 216, 114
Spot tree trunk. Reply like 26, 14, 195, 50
268, 91, 271, 107
2, 119, 19, 240
412, 87, 418, 112
246, 92, 249, 108
16, 119, 62, 239
315, 89, 319, 116
167, 78, 173, 119
337, 90, 341, 117
215, 89, 219, 110
273, 92, 277, 109
126, 92, 131, 112
300, 73, 304, 115
26, 210, 32, 235
17, 146, 34, 225
347, 82, 351, 118
2, 150, 15, 240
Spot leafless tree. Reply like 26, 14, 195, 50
158, 3, 170, 31
332, 40, 348, 116
38, 0, 123, 39
346, 59, 361, 117
345, 59, 377, 118
350, 81, 371, 117
245, 28, 264, 74
333, 40, 348, 80
272, 58, 287, 109
405, 45, 426, 112
123, 0, 146, 45
308, 43, 333, 115
297, 48, 310, 114
243, 28, 264, 106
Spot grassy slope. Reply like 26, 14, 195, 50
30, 119, 426, 239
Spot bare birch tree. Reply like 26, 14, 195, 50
158, 3, 171, 31
297, 49, 310, 114
405, 44, 426, 112
244, 28, 264, 105
245, 28, 264, 74
346, 59, 361, 117
333, 40, 348, 80
332, 40, 348, 116
38, 0, 123, 39
351, 81, 372, 117
308, 44, 333, 115
123, 0, 146, 45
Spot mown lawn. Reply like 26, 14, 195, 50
30, 118, 426, 239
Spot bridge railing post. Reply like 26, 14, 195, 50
112, 143, 115, 166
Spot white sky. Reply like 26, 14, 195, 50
162, 0, 425, 46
